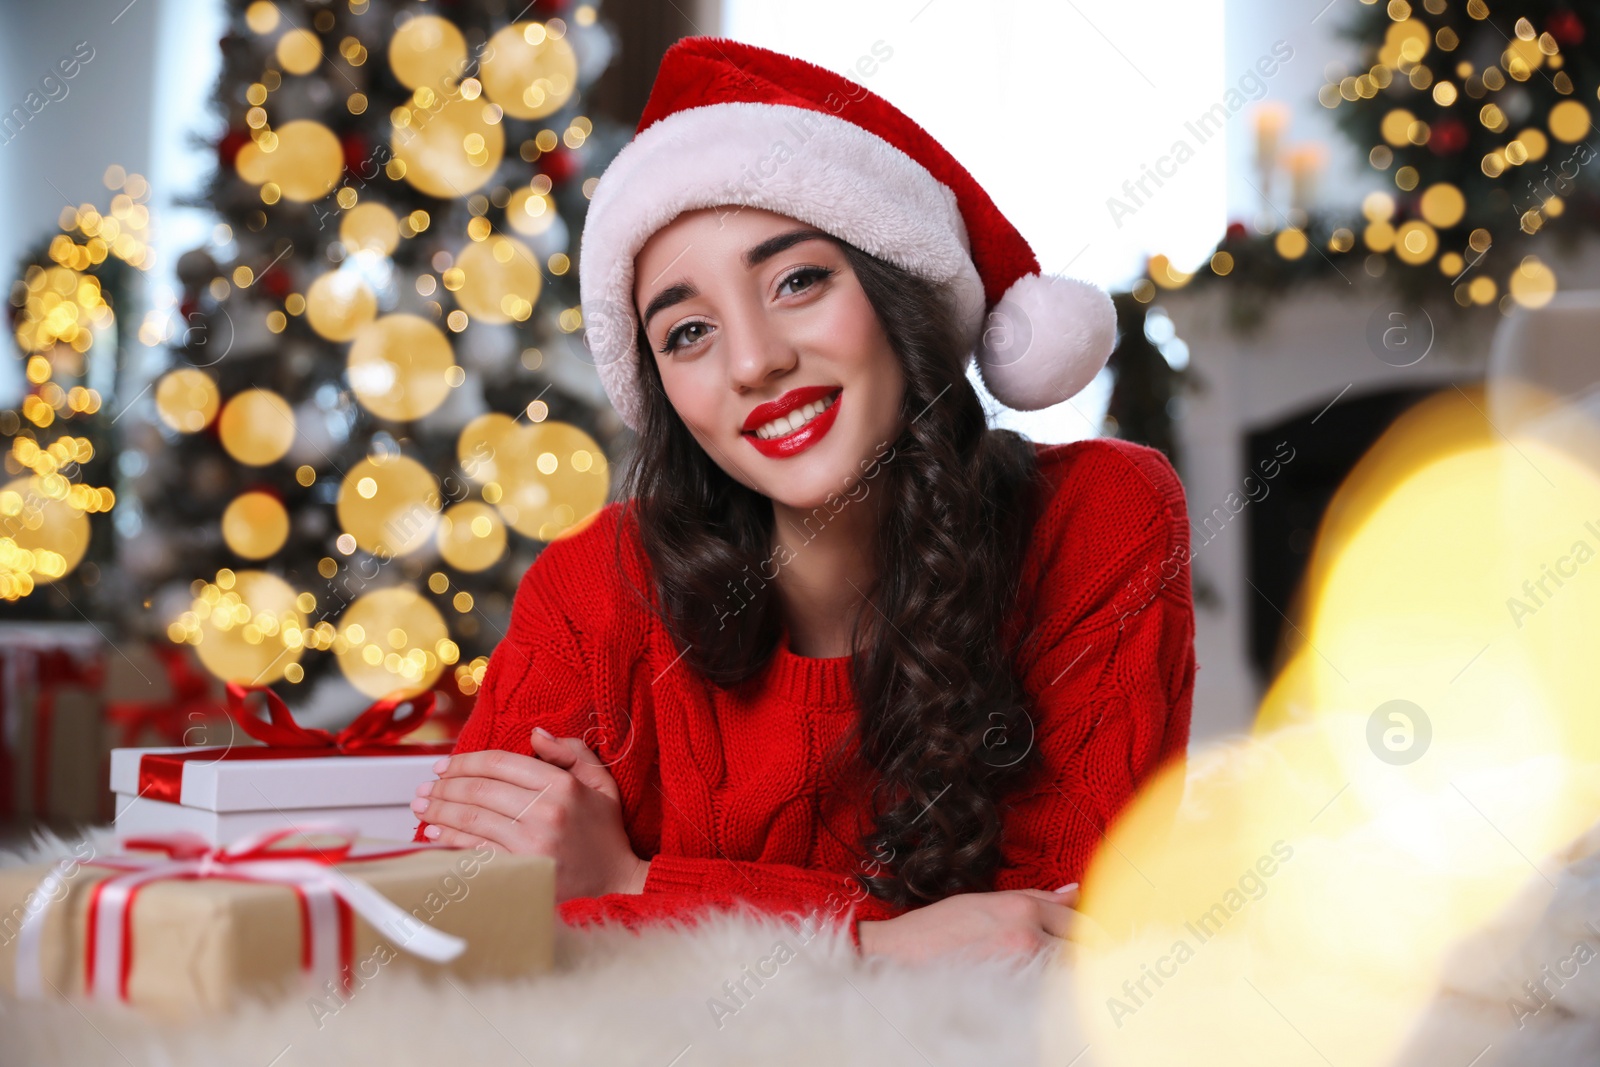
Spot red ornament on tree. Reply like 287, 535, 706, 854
258, 263, 293, 301
539, 145, 579, 186
1224, 220, 1248, 243
1428, 116, 1469, 156
1547, 10, 1585, 47
340, 133, 370, 178
217, 128, 250, 170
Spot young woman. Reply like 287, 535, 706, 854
412, 36, 1196, 965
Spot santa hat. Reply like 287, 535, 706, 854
578, 36, 1116, 433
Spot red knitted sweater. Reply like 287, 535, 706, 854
415, 437, 1196, 950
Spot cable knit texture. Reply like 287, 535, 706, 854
416, 437, 1197, 952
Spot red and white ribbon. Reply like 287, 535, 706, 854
13, 825, 466, 1003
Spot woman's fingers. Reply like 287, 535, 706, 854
1015, 886, 1080, 908
420, 775, 547, 823
426, 823, 494, 849
418, 798, 519, 849
436, 749, 562, 791
1035, 900, 1078, 941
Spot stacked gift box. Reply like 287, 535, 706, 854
0, 828, 555, 1016
0, 625, 232, 830
110, 682, 455, 845
0, 675, 554, 1017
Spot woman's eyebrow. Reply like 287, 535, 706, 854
741, 228, 832, 269
640, 229, 834, 329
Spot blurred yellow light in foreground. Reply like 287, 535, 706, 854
1051, 383, 1600, 1066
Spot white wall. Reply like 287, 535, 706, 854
0, 0, 223, 409
1223, 0, 1382, 224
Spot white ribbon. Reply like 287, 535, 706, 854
13, 824, 466, 1003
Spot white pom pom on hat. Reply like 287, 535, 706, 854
578, 36, 1117, 434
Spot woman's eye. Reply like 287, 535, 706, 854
779, 266, 833, 298
661, 322, 707, 353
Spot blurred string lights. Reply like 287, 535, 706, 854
141, 1, 617, 700
1, 166, 153, 601
1130, 0, 1592, 318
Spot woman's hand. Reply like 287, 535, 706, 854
857, 885, 1083, 965
412, 727, 646, 903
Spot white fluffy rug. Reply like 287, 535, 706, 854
0, 825, 1066, 1067
7, 823, 1600, 1066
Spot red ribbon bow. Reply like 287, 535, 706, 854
223, 681, 437, 752
133, 685, 453, 806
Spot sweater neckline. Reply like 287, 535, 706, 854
765, 621, 856, 709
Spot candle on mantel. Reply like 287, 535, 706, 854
1253, 102, 1290, 174
1285, 143, 1328, 214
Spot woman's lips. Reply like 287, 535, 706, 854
743, 388, 842, 459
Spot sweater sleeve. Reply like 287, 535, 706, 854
992, 443, 1197, 895
557, 857, 905, 950
411, 537, 598, 844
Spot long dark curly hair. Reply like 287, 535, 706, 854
613, 233, 1050, 910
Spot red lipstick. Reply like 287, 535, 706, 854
741, 385, 843, 459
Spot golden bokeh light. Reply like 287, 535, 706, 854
346, 313, 457, 421
0, 475, 91, 589
453, 234, 543, 323
1058, 386, 1600, 1067
1274, 228, 1308, 259
218, 389, 296, 466
276, 27, 322, 75
1549, 99, 1592, 143
336, 453, 439, 556
335, 586, 449, 699
505, 187, 557, 237
1418, 183, 1465, 228
1393, 219, 1439, 265
457, 411, 519, 484
437, 501, 507, 571
388, 15, 467, 90
1509, 255, 1557, 308
305, 269, 378, 341
339, 201, 401, 255
185, 569, 306, 686
235, 119, 343, 202
221, 490, 290, 560
479, 22, 578, 120
154, 368, 220, 433
490, 420, 609, 542
244, 0, 279, 34
390, 94, 505, 198
1146, 254, 1193, 289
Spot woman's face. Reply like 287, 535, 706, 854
632, 205, 905, 511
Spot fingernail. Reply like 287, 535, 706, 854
423, 825, 441, 839
433, 757, 449, 773
534, 726, 555, 740
410, 797, 429, 813
1055, 882, 1078, 894
415, 780, 432, 797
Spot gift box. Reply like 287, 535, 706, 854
109, 682, 453, 846
1, 630, 228, 827
1, 622, 106, 825
0, 829, 554, 1017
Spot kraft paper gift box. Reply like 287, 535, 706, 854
0, 831, 555, 1018
109, 680, 454, 846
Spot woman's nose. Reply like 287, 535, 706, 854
726, 320, 798, 392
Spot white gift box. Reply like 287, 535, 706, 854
110, 745, 445, 845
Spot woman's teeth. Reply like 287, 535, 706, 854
754, 392, 836, 440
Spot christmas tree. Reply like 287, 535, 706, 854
1325, 0, 1598, 310
1110, 0, 1600, 459
2, 171, 151, 613
127, 0, 627, 715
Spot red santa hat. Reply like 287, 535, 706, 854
578, 36, 1116, 433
